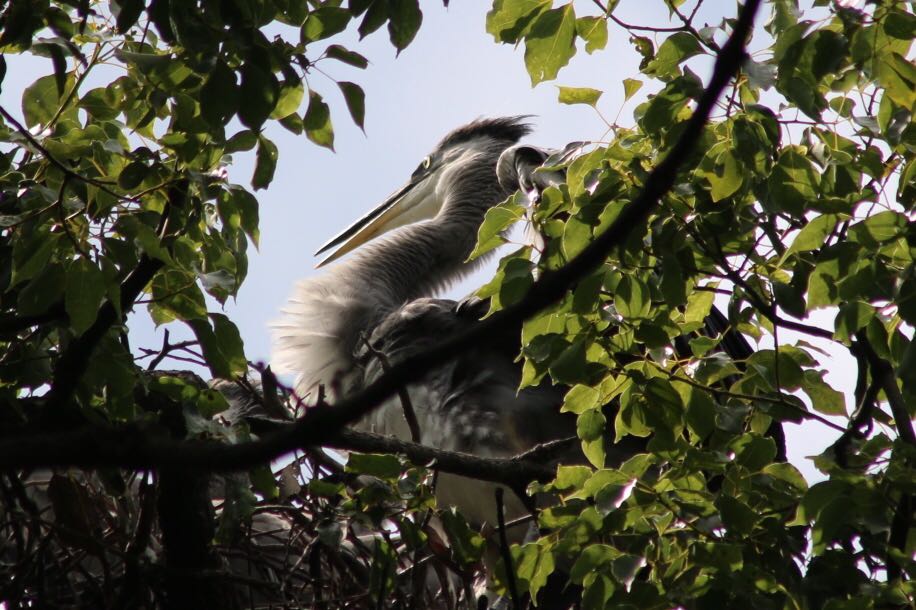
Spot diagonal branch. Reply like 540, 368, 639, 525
0, 0, 762, 470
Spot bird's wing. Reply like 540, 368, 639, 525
356, 297, 574, 456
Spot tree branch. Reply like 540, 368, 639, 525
854, 332, 916, 447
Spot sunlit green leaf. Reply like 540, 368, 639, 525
524, 5, 577, 85
557, 86, 602, 107
303, 90, 334, 150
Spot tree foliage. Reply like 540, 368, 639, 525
0, 0, 914, 609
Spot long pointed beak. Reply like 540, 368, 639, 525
315, 170, 440, 268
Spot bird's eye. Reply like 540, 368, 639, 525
412, 156, 432, 178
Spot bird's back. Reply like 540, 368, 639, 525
351, 296, 574, 526
355, 297, 572, 456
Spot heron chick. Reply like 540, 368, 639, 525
271, 117, 573, 525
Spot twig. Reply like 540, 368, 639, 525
361, 335, 422, 443
495, 488, 523, 610
854, 333, 915, 580
592, 0, 687, 32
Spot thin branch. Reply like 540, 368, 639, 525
361, 335, 422, 444
495, 488, 523, 610
591, 0, 687, 32
854, 332, 916, 447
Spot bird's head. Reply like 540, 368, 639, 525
315, 116, 534, 267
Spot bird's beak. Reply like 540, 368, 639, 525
314, 169, 440, 268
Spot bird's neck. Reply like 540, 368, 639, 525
348, 209, 485, 312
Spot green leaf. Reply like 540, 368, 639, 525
12, 228, 58, 286
252, 135, 278, 191
615, 276, 651, 319
562, 384, 599, 414
707, 151, 743, 201
325, 45, 369, 69
763, 462, 808, 492
387, 0, 422, 53
577, 409, 606, 468
611, 554, 645, 590
557, 86, 602, 107
302, 7, 351, 42
187, 314, 246, 378
801, 370, 846, 416
486, 0, 551, 43
65, 258, 106, 335
582, 575, 615, 609
684, 386, 716, 440
225, 130, 258, 154
659, 255, 686, 306
337, 81, 366, 131
113, 0, 144, 32
118, 161, 148, 190
786, 213, 837, 255
765, 148, 819, 217
238, 63, 279, 129
249, 465, 279, 500
150, 269, 207, 324
645, 32, 704, 79
716, 495, 757, 535
834, 300, 874, 342
524, 5, 577, 85
515, 540, 555, 601
554, 464, 592, 490
884, 9, 916, 40
440, 509, 485, 566
270, 79, 304, 120
575, 16, 607, 54
22, 73, 67, 128
847, 211, 906, 246
731, 434, 777, 471
303, 90, 334, 150
875, 52, 916, 109
570, 544, 619, 584
470, 198, 525, 260
227, 187, 260, 246
79, 88, 120, 121
347, 453, 403, 478
18, 264, 65, 316
622, 78, 642, 101
212, 313, 246, 372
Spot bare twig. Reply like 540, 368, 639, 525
495, 487, 523, 610
361, 335, 422, 444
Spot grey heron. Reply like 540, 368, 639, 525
271, 117, 584, 524
269, 116, 783, 529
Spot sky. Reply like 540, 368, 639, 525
1, 1, 853, 481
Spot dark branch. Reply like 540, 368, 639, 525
854, 332, 916, 447
45, 254, 164, 410
495, 488, 523, 610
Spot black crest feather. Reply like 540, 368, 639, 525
436, 116, 533, 151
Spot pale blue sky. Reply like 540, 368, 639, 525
1, 1, 851, 481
